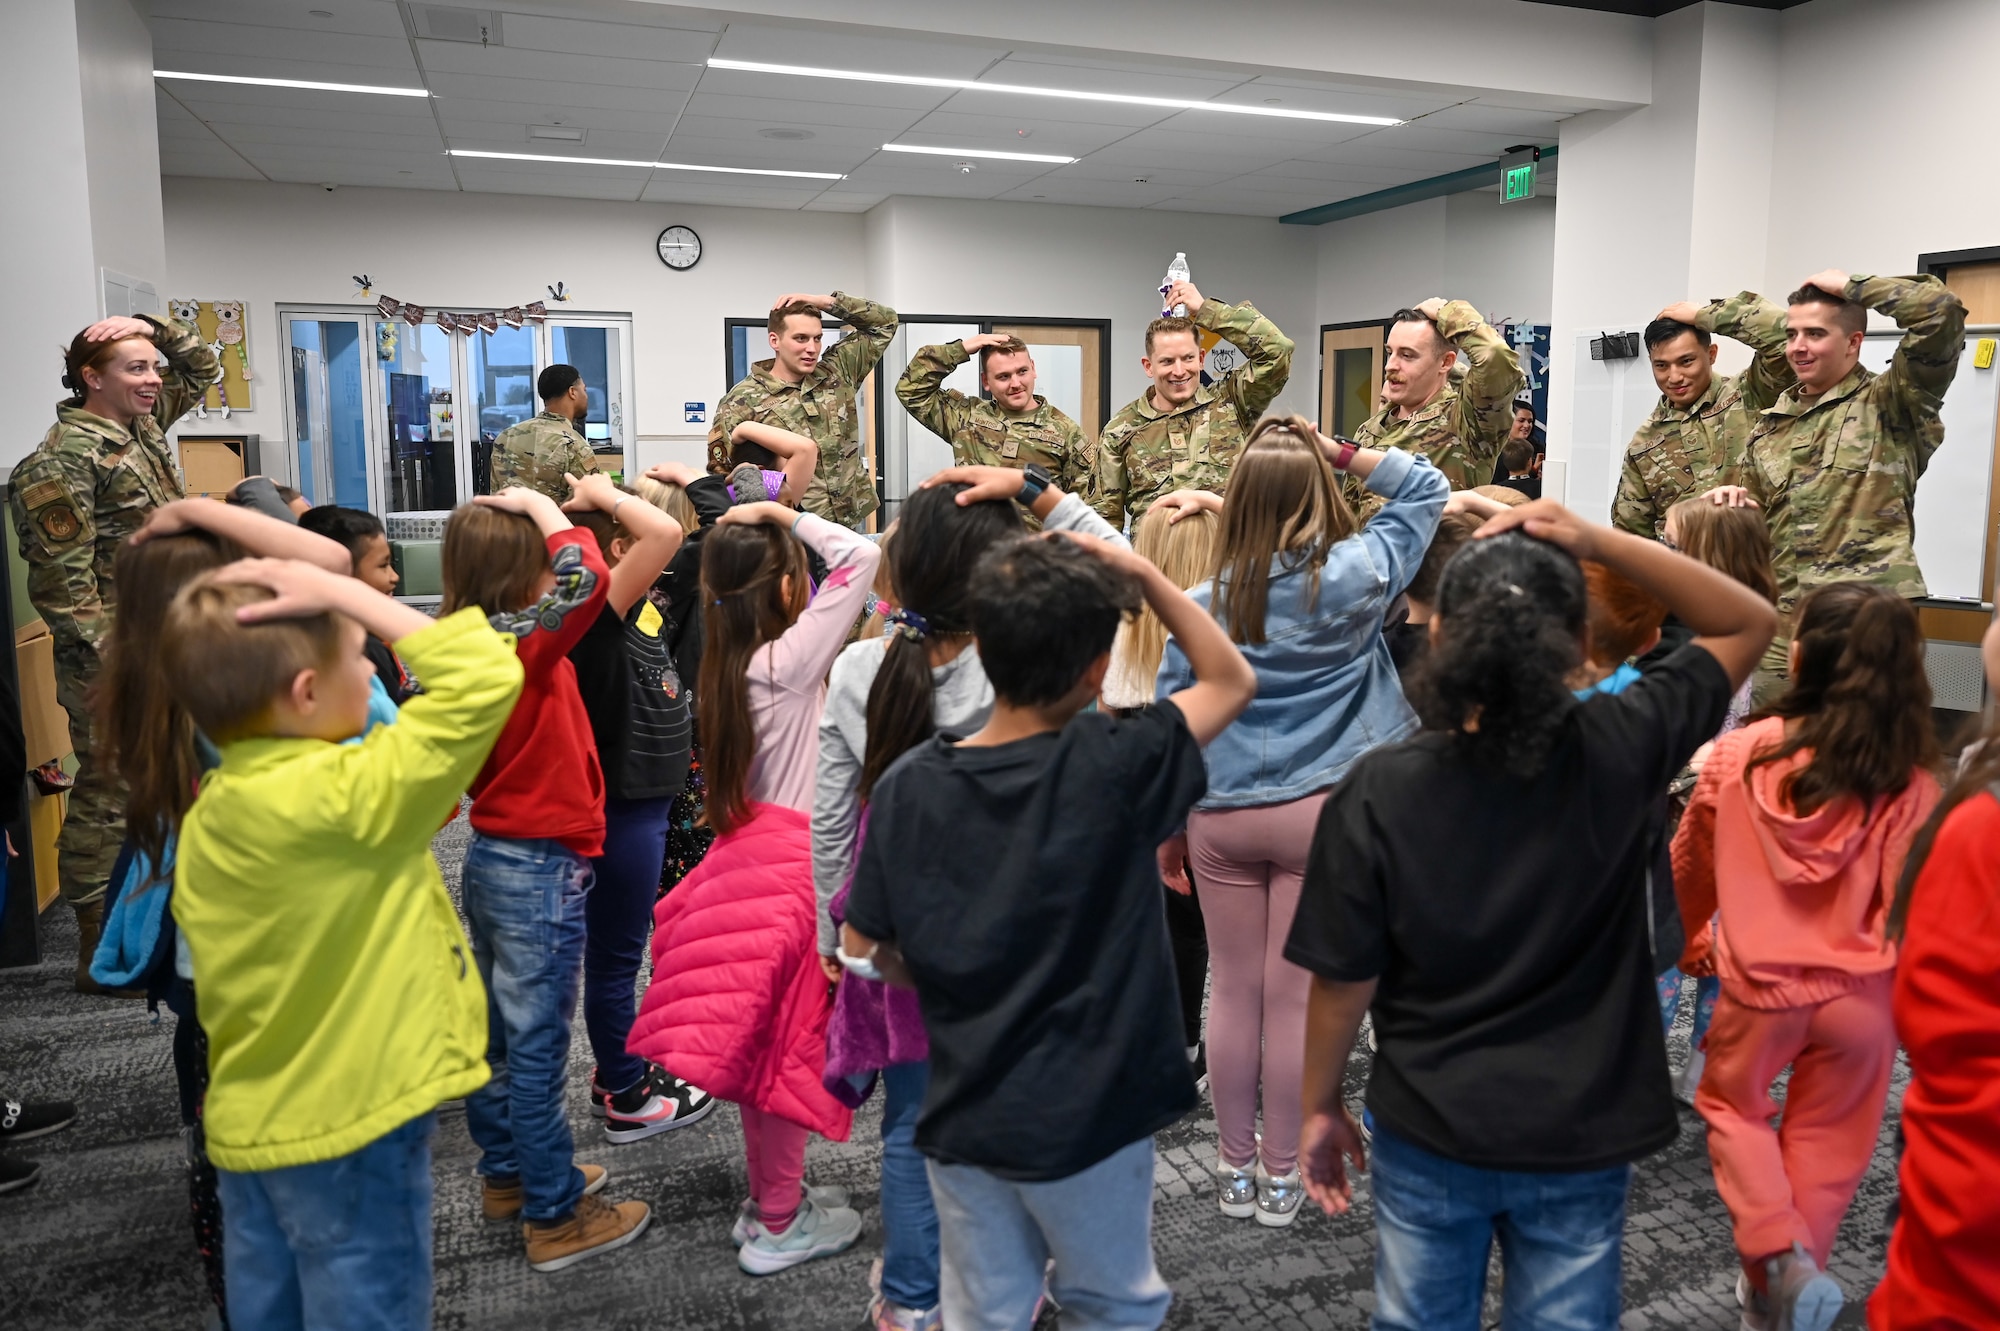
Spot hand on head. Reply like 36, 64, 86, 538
560, 471, 620, 514
714, 500, 793, 528
1147, 490, 1222, 525
1471, 498, 1602, 561
1413, 297, 1446, 321
1657, 301, 1703, 325
921, 465, 1030, 507
1801, 269, 1851, 296
1699, 485, 1759, 510
644, 460, 699, 489
1163, 280, 1205, 315
961, 332, 1015, 353
82, 316, 153, 344
209, 557, 344, 622
770, 292, 833, 312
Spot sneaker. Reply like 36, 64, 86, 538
1188, 1042, 1208, 1096
869, 1296, 941, 1331
1737, 1269, 1772, 1331
1767, 1243, 1842, 1331
0, 1098, 76, 1143
1214, 1153, 1256, 1219
524, 1193, 652, 1273
483, 1163, 607, 1221
732, 1184, 851, 1246
0, 1151, 41, 1194
605, 1070, 716, 1144
1254, 1164, 1304, 1228
736, 1194, 863, 1275
1674, 1050, 1707, 1106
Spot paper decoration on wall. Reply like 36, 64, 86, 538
366, 292, 551, 336
377, 320, 399, 361
352, 274, 373, 297
167, 299, 252, 417
547, 282, 571, 303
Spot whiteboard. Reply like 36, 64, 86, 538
1859, 328, 1998, 604
1566, 326, 2000, 604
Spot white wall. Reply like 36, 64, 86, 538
1312, 191, 1556, 329
863, 196, 1319, 417
1767, 0, 2000, 287
75, 0, 165, 295
163, 178, 873, 471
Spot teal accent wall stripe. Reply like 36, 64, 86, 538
1280, 144, 1559, 226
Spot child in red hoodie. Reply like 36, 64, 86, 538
1672, 583, 1941, 1331
440, 482, 648, 1275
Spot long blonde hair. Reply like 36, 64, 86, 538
1213, 415, 1354, 645
634, 475, 699, 531
1127, 503, 1221, 683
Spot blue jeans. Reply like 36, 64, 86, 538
462, 834, 592, 1223
583, 796, 674, 1093
880, 1061, 940, 1310
1370, 1126, 1630, 1331
928, 1136, 1171, 1331
215, 1113, 435, 1331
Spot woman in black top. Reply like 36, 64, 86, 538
1286, 499, 1775, 1331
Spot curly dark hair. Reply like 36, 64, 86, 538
1412, 532, 1586, 776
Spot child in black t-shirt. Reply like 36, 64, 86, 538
842, 519, 1255, 1331
1286, 498, 1774, 1331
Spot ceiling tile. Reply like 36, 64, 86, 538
415, 40, 703, 91
161, 83, 438, 125
454, 170, 644, 201
443, 128, 667, 159
636, 179, 826, 208
708, 24, 1004, 79
149, 1, 408, 40
431, 97, 679, 135
424, 71, 691, 115
691, 67, 950, 113
976, 55, 1246, 103
1414, 102, 1568, 136
1050, 160, 1245, 188
992, 179, 1184, 209
158, 144, 265, 180
151, 16, 418, 71
920, 89, 1167, 131
677, 90, 930, 133
219, 123, 444, 154
665, 115, 888, 151
493, 13, 718, 62
1381, 124, 1544, 157
650, 134, 870, 172
803, 192, 885, 213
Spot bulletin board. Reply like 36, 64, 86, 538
166, 298, 253, 413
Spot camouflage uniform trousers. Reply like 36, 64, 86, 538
53, 657, 123, 908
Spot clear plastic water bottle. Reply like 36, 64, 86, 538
1161, 252, 1191, 317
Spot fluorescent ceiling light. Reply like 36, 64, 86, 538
883, 143, 1076, 164
154, 70, 430, 97
709, 57, 1402, 126
448, 149, 843, 179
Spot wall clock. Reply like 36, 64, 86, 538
656, 225, 701, 271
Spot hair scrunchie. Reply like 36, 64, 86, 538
885, 607, 930, 643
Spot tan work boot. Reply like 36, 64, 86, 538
483, 1163, 607, 1221
524, 1193, 651, 1272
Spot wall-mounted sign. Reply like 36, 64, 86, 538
685, 402, 707, 424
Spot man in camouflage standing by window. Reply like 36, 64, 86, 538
710, 292, 898, 529
489, 364, 596, 500
13, 313, 217, 992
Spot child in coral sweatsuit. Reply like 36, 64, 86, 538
1671, 584, 1941, 1331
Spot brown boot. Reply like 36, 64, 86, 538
523, 1193, 651, 1272
483, 1163, 607, 1221
72, 902, 144, 998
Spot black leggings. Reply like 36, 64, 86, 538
1165, 876, 1208, 1048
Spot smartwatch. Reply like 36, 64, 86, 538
1017, 463, 1054, 507
1330, 438, 1360, 472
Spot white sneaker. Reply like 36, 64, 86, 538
1254, 1164, 1304, 1228
1737, 1270, 1771, 1331
1767, 1243, 1842, 1331
737, 1194, 863, 1275
1215, 1153, 1256, 1219
731, 1183, 852, 1246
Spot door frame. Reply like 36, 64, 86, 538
1318, 319, 1391, 440
1916, 250, 2000, 632
277, 305, 386, 514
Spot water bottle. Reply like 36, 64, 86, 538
1161, 252, 1191, 317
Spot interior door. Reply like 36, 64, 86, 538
1320, 324, 1386, 440
281, 312, 373, 510
1932, 260, 2000, 639
542, 318, 634, 478
989, 323, 1108, 444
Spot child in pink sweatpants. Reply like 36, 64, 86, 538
1669, 584, 1940, 1329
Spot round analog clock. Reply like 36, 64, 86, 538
656, 225, 702, 271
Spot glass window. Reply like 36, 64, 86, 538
377, 320, 458, 514
287, 317, 369, 509
468, 324, 536, 495
1333, 346, 1376, 439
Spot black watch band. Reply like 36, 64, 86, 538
1017, 464, 1053, 506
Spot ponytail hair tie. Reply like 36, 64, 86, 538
885, 607, 930, 642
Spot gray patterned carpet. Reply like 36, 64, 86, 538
2, 813, 1891, 1329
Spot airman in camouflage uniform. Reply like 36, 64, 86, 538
1352, 300, 1522, 492
1742, 273, 1965, 615
1092, 291, 1293, 527
710, 291, 898, 528
1611, 292, 1793, 541
895, 335, 1094, 530
489, 409, 595, 501
13, 314, 216, 939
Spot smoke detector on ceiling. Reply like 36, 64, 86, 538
957, 161, 976, 173
413, 6, 501, 45
757, 128, 814, 141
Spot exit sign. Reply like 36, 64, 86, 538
1500, 147, 1540, 203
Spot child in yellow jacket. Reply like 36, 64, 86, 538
159, 557, 523, 1330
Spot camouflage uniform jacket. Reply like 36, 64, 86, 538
490, 410, 595, 501
709, 292, 898, 527
1092, 299, 1293, 527
1612, 292, 1794, 540
895, 340, 1093, 530
1743, 274, 1966, 613
1352, 300, 1522, 492
13, 314, 215, 671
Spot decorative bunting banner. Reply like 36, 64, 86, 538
368, 293, 549, 336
